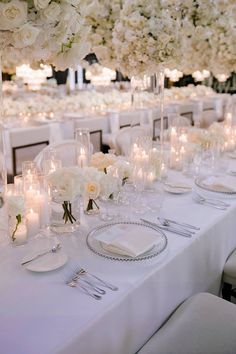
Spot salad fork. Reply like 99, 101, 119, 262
192, 193, 228, 210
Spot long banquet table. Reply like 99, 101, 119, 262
0, 163, 236, 354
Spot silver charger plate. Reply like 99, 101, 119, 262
195, 176, 236, 195
86, 221, 168, 262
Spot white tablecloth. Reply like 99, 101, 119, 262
1, 161, 236, 354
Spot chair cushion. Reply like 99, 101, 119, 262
223, 249, 236, 284
137, 293, 236, 354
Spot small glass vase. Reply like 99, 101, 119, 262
9, 215, 28, 246
84, 197, 100, 215
50, 195, 80, 234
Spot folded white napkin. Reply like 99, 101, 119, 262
96, 225, 162, 258
204, 176, 236, 193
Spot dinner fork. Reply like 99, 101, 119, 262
74, 266, 119, 291
192, 193, 229, 210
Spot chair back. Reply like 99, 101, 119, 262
116, 126, 151, 156
34, 139, 93, 171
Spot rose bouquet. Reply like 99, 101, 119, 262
47, 167, 83, 225
0, 0, 90, 70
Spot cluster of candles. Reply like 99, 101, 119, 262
170, 127, 188, 171
130, 138, 167, 189
7, 161, 50, 245
223, 113, 236, 152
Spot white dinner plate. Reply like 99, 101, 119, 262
22, 250, 68, 272
164, 183, 192, 194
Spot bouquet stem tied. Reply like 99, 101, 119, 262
62, 201, 76, 224
86, 198, 99, 212
12, 214, 22, 242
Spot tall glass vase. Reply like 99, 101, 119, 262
152, 68, 165, 148
0, 52, 8, 243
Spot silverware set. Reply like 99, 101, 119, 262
192, 192, 230, 210
141, 217, 200, 238
66, 264, 118, 300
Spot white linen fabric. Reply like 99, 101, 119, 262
1, 160, 236, 354
96, 225, 162, 257
138, 292, 236, 354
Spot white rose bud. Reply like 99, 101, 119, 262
0, 0, 27, 30
13, 23, 40, 48
33, 0, 50, 10
41, 2, 61, 22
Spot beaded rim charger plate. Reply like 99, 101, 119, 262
86, 221, 168, 262
195, 175, 236, 195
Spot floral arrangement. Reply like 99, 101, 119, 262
0, 0, 91, 70
112, 0, 182, 77
81, 166, 102, 213
81, 0, 122, 70
107, 159, 131, 185
47, 167, 83, 224
7, 195, 24, 242
179, 0, 236, 77
90, 152, 116, 173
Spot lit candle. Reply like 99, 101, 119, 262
179, 133, 188, 144
26, 208, 40, 238
77, 147, 87, 168
13, 223, 28, 246
35, 192, 49, 228
226, 113, 232, 127
170, 127, 177, 145
147, 172, 155, 183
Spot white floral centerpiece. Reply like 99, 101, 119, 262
179, 0, 236, 77
112, 0, 181, 77
100, 173, 121, 200
81, 0, 122, 70
90, 152, 116, 173
81, 166, 103, 214
107, 158, 132, 185
47, 167, 83, 231
0, 0, 91, 70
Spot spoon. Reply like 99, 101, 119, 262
66, 280, 102, 300
158, 217, 195, 234
21, 243, 61, 265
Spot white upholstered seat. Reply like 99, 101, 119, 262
137, 293, 236, 354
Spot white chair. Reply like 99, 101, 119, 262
34, 139, 93, 171
115, 126, 152, 156
168, 114, 191, 128
137, 293, 236, 354
4, 125, 53, 176
222, 249, 236, 302
103, 109, 151, 152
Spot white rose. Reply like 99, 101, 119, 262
33, 0, 50, 10
41, 2, 61, 22
7, 195, 24, 217
84, 181, 100, 199
13, 23, 40, 48
0, 0, 27, 30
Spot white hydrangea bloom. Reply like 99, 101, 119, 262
0, 0, 91, 69
112, 0, 182, 77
